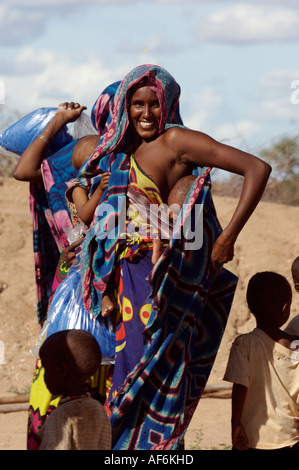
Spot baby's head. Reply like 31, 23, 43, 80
246, 271, 292, 327
39, 329, 102, 397
291, 257, 299, 293
167, 175, 197, 216
71, 135, 99, 171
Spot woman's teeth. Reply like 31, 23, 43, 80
139, 121, 153, 128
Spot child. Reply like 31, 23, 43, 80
65, 136, 113, 316
39, 329, 112, 450
151, 174, 197, 264
42, 137, 116, 359
66, 135, 109, 227
223, 271, 299, 450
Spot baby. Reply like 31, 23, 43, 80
65, 135, 113, 317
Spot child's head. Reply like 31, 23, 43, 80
72, 135, 99, 171
291, 257, 299, 293
167, 175, 197, 215
246, 271, 292, 327
39, 329, 102, 397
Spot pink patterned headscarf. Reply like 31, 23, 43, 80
79, 65, 182, 186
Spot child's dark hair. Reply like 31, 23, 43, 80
246, 271, 292, 318
39, 329, 102, 381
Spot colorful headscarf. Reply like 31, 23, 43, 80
91, 81, 121, 136
79, 65, 183, 186
78, 65, 184, 316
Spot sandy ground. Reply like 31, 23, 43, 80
1, 176, 299, 451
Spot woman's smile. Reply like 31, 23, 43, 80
139, 120, 154, 128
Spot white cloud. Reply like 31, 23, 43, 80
257, 95, 298, 122
183, 87, 224, 131
174, 90, 259, 150
194, 4, 299, 43
254, 69, 299, 121
0, 0, 133, 45
118, 35, 181, 55
0, 5, 45, 45
215, 120, 259, 147
2, 48, 123, 115
1, 47, 46, 75
259, 69, 299, 89
3, 0, 129, 5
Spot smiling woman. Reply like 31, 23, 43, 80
129, 85, 161, 142
75, 64, 271, 450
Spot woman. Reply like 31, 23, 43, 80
13, 85, 119, 449
78, 65, 271, 449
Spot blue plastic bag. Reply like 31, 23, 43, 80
0, 107, 73, 156
35, 263, 115, 364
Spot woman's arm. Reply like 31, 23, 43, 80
13, 102, 86, 182
166, 127, 272, 269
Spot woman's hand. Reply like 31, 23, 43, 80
14, 101, 87, 182
211, 229, 235, 270
99, 172, 110, 191
57, 102, 87, 125
77, 174, 110, 226
62, 235, 84, 268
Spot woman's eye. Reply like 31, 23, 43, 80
132, 101, 143, 107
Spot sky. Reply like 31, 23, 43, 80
1, 0, 299, 158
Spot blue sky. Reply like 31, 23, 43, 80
1, 0, 299, 156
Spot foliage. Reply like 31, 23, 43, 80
260, 135, 299, 180
212, 135, 299, 206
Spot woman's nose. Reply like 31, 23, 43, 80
143, 105, 151, 119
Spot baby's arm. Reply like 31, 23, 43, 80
101, 294, 115, 317
151, 238, 165, 264
72, 172, 110, 226
231, 383, 248, 450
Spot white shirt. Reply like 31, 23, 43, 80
224, 328, 299, 449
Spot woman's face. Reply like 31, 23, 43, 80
129, 86, 161, 142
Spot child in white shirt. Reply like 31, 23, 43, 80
224, 271, 299, 450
